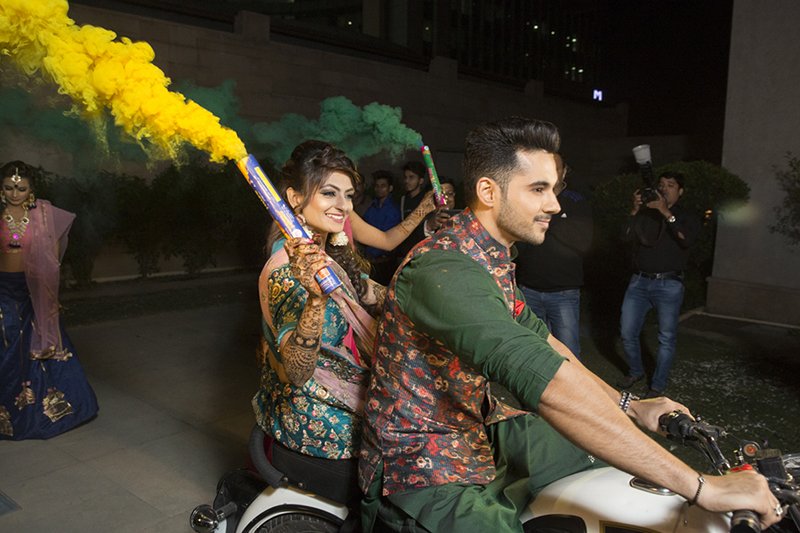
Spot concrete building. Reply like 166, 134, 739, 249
706, 0, 800, 326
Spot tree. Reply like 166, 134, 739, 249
769, 153, 800, 246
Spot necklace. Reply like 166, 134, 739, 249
3, 208, 30, 248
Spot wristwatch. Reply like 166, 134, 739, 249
666, 215, 677, 224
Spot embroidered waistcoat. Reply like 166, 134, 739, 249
359, 209, 527, 496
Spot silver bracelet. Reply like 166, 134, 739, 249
619, 390, 639, 413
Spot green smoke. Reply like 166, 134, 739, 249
251, 96, 421, 165
3, 80, 422, 171
0, 85, 145, 171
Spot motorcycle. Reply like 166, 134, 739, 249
190, 413, 800, 533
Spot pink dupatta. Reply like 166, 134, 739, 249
22, 200, 75, 360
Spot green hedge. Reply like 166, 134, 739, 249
33, 157, 268, 286
587, 160, 750, 316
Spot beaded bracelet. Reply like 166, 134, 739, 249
688, 474, 705, 506
618, 391, 639, 413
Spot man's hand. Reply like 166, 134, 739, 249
630, 189, 643, 215
701, 470, 783, 530
426, 209, 452, 233
628, 396, 692, 433
644, 190, 670, 218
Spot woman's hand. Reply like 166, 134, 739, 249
285, 237, 331, 300
419, 190, 437, 216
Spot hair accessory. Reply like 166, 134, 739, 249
11, 167, 22, 184
329, 231, 349, 246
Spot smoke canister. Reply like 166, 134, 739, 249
420, 144, 447, 207
236, 154, 342, 294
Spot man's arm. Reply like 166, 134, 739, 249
545, 333, 689, 432
538, 361, 781, 527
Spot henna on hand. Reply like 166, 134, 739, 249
282, 296, 327, 386
285, 237, 331, 299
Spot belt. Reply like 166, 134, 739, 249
636, 270, 683, 281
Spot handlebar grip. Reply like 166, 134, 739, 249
730, 510, 761, 533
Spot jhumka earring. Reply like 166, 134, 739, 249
329, 231, 349, 246
24, 192, 36, 209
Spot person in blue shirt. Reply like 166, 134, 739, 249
361, 170, 402, 284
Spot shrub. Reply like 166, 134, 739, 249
769, 153, 800, 246
588, 161, 750, 314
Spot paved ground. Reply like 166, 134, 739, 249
0, 271, 797, 531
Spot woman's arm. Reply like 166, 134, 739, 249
279, 295, 328, 386
350, 191, 436, 251
277, 238, 332, 386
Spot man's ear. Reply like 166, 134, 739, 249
286, 187, 304, 210
475, 176, 498, 208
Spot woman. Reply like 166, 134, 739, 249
253, 141, 382, 503
0, 161, 98, 440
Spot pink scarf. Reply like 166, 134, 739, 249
22, 200, 75, 360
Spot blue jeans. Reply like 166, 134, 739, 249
520, 286, 581, 358
619, 274, 685, 392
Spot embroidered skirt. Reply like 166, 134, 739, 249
0, 271, 98, 440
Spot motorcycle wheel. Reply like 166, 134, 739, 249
250, 512, 340, 533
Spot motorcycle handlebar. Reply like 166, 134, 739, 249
658, 412, 771, 533
730, 509, 761, 533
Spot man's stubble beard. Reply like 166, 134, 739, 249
497, 200, 547, 246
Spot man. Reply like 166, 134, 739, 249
618, 171, 700, 398
359, 117, 779, 532
514, 162, 592, 358
394, 161, 429, 258
361, 170, 402, 284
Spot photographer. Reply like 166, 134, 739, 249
617, 171, 701, 398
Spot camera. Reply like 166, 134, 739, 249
632, 144, 660, 204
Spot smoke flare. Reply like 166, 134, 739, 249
0, 0, 246, 162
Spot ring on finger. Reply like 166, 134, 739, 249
775, 503, 783, 516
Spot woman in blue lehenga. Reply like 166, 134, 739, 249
0, 160, 98, 440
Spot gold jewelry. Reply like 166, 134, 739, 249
329, 231, 349, 246
24, 192, 36, 209
10, 167, 22, 184
3, 207, 30, 248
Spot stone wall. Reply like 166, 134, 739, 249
2, 4, 680, 281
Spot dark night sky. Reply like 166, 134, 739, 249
598, 0, 734, 161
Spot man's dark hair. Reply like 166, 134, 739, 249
371, 169, 394, 188
659, 171, 685, 189
463, 117, 560, 206
402, 161, 427, 181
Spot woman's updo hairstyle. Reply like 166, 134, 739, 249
276, 140, 370, 302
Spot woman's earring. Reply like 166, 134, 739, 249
1, 194, 6, 206
25, 193, 36, 209
329, 231, 349, 246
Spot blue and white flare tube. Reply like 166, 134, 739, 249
237, 154, 342, 294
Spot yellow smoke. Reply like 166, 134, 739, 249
0, 0, 246, 162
